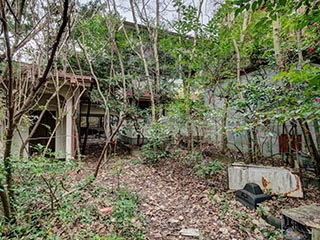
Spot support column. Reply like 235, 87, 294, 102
55, 117, 66, 159
66, 97, 73, 160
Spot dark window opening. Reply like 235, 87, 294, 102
29, 111, 56, 154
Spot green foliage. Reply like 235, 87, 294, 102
181, 151, 202, 166
219, 195, 230, 214
141, 123, 171, 163
262, 228, 284, 240
257, 204, 268, 218
0, 154, 144, 239
194, 160, 223, 177
105, 188, 145, 240
232, 0, 320, 27
162, 97, 210, 148
1, 155, 78, 238
173, 0, 202, 35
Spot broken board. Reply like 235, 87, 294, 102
282, 204, 320, 230
282, 204, 320, 240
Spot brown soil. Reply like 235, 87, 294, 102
77, 151, 320, 240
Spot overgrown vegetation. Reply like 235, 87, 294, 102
141, 123, 171, 163
194, 159, 223, 177
1, 0, 320, 238
0, 154, 144, 239
105, 188, 145, 240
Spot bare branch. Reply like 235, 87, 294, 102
14, 0, 71, 125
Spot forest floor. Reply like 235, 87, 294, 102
76, 147, 320, 240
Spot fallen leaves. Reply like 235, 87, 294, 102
66, 152, 320, 239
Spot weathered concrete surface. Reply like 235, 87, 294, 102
282, 204, 320, 230
282, 204, 320, 239
228, 163, 303, 198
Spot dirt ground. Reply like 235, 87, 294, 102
78, 149, 320, 240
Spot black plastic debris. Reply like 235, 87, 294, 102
235, 183, 272, 209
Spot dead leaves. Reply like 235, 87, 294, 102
65, 154, 320, 239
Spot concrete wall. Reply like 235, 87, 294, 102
205, 68, 319, 158
12, 123, 29, 157
0, 122, 29, 158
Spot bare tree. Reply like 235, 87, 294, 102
129, 0, 156, 124
75, 1, 129, 178
0, 0, 72, 220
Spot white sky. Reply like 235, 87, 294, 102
78, 0, 222, 26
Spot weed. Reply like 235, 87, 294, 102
194, 160, 223, 177
0, 153, 145, 239
131, 159, 141, 165
105, 188, 145, 239
111, 159, 125, 190
241, 212, 249, 219
219, 195, 230, 214
277, 195, 285, 202
182, 151, 202, 167
207, 187, 219, 202
265, 188, 273, 195
262, 228, 283, 239
233, 210, 249, 220
257, 204, 268, 218
209, 187, 217, 196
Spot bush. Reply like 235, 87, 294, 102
194, 160, 223, 177
182, 151, 202, 167
142, 123, 171, 163
0, 154, 145, 239
105, 188, 145, 239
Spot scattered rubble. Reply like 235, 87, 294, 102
180, 228, 200, 238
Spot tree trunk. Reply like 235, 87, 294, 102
94, 16, 128, 178
314, 120, 320, 150
1, 0, 16, 217
153, 0, 161, 119
240, 10, 251, 43
187, 121, 194, 153
252, 126, 261, 163
221, 98, 228, 154
0, 0, 70, 220
247, 129, 253, 163
227, 13, 243, 99
129, 0, 156, 124
94, 115, 126, 178
81, 85, 93, 154
272, 14, 283, 70
284, 123, 294, 168
0, 184, 10, 220
298, 119, 320, 177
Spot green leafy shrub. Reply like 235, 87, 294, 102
105, 188, 145, 240
1, 155, 79, 239
142, 123, 171, 163
182, 151, 202, 167
194, 160, 223, 177
0, 154, 144, 239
